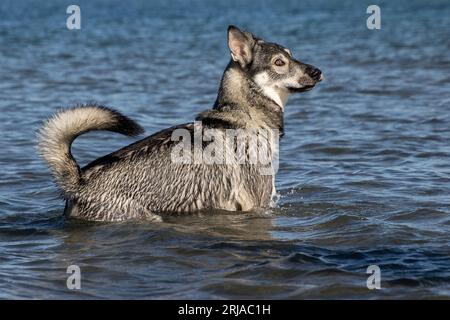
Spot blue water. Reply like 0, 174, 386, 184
0, 0, 449, 299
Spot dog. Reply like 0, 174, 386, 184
38, 25, 322, 221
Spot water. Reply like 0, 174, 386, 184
0, 0, 449, 299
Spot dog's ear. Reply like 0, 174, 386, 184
227, 25, 255, 68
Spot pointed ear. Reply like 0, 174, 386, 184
227, 25, 254, 67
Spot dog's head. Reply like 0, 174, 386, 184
227, 25, 322, 107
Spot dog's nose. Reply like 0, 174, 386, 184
306, 66, 322, 81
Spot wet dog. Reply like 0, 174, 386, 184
38, 25, 322, 221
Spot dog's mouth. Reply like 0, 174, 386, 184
288, 84, 316, 93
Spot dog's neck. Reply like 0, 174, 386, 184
197, 61, 284, 135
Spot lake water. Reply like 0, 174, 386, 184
0, 0, 449, 299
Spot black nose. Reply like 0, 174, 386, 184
306, 66, 322, 81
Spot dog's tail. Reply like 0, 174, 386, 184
37, 104, 144, 197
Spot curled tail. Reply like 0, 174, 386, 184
37, 104, 144, 197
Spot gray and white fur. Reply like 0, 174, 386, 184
38, 26, 322, 221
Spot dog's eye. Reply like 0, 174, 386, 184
274, 59, 285, 67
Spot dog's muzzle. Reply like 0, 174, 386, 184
288, 64, 323, 93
